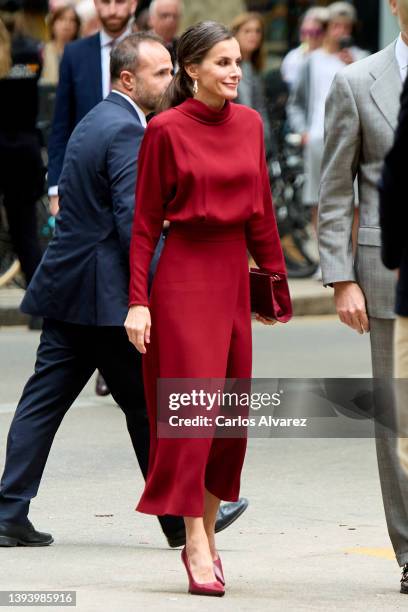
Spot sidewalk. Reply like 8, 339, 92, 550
0, 279, 335, 327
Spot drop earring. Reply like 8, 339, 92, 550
193, 79, 198, 95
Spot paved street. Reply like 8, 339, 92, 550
0, 319, 406, 611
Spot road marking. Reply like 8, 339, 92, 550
344, 547, 395, 560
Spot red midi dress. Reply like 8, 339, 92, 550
129, 98, 286, 517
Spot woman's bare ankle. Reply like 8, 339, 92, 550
203, 530, 217, 560
185, 536, 215, 583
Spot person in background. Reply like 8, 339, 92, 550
281, 6, 328, 89
41, 5, 81, 85
231, 11, 272, 156
287, 1, 366, 232
149, 0, 182, 66
0, 2, 44, 330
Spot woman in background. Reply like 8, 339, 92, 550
0, 12, 44, 303
231, 11, 272, 155
287, 2, 366, 232
41, 5, 80, 85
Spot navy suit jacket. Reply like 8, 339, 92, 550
379, 74, 408, 316
47, 33, 102, 188
22, 93, 144, 326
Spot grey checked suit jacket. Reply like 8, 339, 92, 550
318, 41, 402, 319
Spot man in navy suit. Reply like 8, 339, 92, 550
0, 32, 248, 549
47, 0, 137, 215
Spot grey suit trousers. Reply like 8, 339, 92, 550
370, 317, 408, 565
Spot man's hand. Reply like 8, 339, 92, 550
124, 305, 151, 353
49, 195, 59, 217
333, 281, 369, 334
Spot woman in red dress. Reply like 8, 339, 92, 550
125, 21, 286, 597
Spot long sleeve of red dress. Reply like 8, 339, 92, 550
129, 98, 286, 306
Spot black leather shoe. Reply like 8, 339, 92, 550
166, 498, 249, 548
95, 372, 110, 397
401, 563, 408, 593
0, 520, 54, 547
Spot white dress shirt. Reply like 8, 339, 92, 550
100, 26, 132, 99
110, 90, 147, 128
395, 33, 408, 82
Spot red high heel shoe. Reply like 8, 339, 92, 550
181, 547, 225, 597
213, 555, 225, 586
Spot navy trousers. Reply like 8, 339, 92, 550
0, 318, 182, 536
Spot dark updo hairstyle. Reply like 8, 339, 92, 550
158, 20, 233, 112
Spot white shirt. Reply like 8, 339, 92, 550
281, 45, 308, 88
49, 26, 132, 195
395, 33, 408, 82
100, 26, 132, 99
111, 90, 147, 128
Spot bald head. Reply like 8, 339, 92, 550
149, 0, 182, 42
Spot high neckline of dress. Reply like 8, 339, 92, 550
175, 97, 232, 125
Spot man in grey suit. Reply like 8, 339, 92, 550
318, 0, 408, 592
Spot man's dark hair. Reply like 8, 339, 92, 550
110, 32, 164, 82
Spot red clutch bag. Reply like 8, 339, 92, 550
249, 267, 293, 323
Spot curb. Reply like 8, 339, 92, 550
292, 294, 336, 317
0, 308, 28, 327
